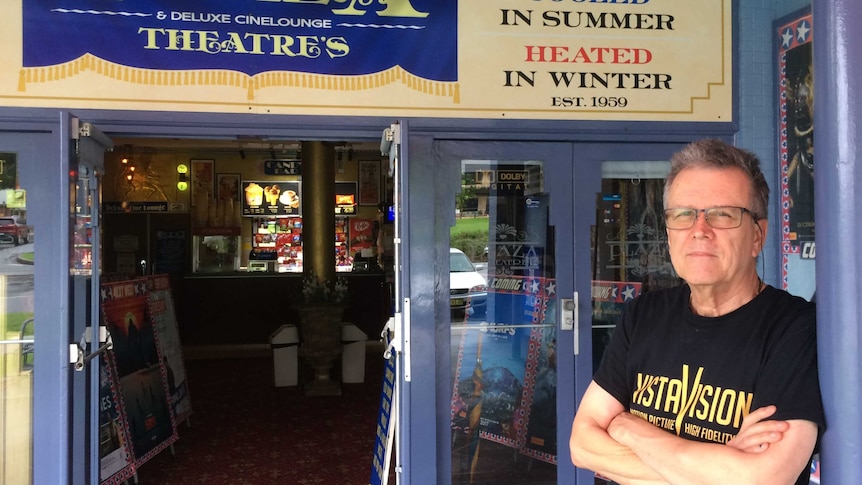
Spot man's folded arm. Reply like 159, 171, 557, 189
607, 407, 817, 485
569, 381, 668, 484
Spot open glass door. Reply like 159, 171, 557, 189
68, 120, 113, 484
436, 141, 578, 485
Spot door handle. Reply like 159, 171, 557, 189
70, 326, 113, 371
561, 293, 579, 355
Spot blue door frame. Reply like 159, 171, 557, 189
13, 107, 848, 484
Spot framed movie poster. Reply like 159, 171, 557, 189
216, 173, 241, 203
100, 278, 178, 475
190, 159, 214, 205
358, 160, 381, 206
777, 8, 814, 253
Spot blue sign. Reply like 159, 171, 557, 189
370, 353, 396, 485
23, 1, 456, 80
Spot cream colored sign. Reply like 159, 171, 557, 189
0, 1, 731, 122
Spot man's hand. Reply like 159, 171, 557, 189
725, 405, 789, 453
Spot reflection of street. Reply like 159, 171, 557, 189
0, 241, 35, 314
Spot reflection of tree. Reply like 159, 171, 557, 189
456, 173, 478, 216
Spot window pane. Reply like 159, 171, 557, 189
0, 150, 34, 484
450, 160, 556, 485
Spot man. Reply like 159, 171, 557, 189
569, 139, 824, 485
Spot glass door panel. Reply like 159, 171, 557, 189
450, 159, 557, 485
68, 119, 111, 484
0, 150, 35, 484
588, 161, 683, 485
590, 164, 681, 377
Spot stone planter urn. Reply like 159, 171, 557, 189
296, 304, 345, 396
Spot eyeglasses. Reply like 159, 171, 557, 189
663, 206, 759, 230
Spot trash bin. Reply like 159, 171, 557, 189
341, 323, 367, 383
270, 324, 299, 387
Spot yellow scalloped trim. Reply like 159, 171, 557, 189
18, 53, 460, 104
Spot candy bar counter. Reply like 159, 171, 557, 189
178, 272, 389, 347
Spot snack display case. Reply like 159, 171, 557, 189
247, 216, 359, 273
249, 217, 303, 272
335, 217, 352, 272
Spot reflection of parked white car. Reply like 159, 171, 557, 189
450, 248, 487, 317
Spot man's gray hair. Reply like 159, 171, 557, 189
663, 139, 769, 220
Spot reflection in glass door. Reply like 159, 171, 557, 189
450, 160, 557, 485
590, 162, 681, 373
69, 121, 111, 485
0, 150, 35, 483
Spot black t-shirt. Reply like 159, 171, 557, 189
594, 284, 825, 485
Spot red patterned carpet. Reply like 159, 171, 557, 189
134, 354, 386, 485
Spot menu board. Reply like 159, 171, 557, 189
336, 181, 358, 216
242, 180, 359, 217
242, 181, 301, 217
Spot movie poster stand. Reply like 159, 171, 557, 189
146, 274, 193, 426
98, 277, 182, 484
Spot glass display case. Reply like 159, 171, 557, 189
193, 234, 240, 273
245, 216, 368, 273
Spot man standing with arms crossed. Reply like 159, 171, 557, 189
570, 139, 824, 485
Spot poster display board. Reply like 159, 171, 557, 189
155, 230, 186, 274
100, 278, 178, 479
98, 357, 136, 485
776, 7, 815, 293
778, 8, 814, 253
369, 353, 397, 485
146, 274, 193, 424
